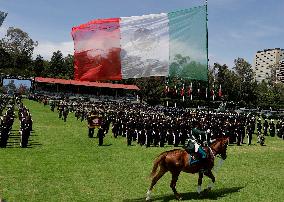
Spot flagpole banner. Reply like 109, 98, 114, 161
72, 5, 207, 81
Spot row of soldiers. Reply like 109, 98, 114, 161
78, 101, 284, 147
0, 103, 15, 148
18, 102, 33, 148
0, 95, 33, 148
95, 103, 284, 147
36, 95, 284, 147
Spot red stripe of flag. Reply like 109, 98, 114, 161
72, 18, 122, 81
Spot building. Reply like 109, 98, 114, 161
33, 77, 140, 101
253, 48, 284, 82
276, 60, 284, 83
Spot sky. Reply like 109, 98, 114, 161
0, 0, 284, 68
3, 79, 32, 89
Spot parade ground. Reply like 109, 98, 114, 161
0, 100, 283, 202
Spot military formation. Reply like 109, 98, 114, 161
0, 95, 33, 148
32, 94, 284, 148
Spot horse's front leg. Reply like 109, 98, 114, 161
204, 170, 215, 192
197, 171, 203, 194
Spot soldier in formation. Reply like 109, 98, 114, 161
31, 94, 284, 148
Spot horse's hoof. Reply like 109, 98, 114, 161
175, 193, 182, 200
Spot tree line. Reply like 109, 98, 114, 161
0, 27, 74, 79
0, 27, 283, 108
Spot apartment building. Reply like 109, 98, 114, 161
253, 48, 284, 82
276, 60, 284, 83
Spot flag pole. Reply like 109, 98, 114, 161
190, 82, 193, 101
205, 0, 210, 112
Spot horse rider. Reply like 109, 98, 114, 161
185, 121, 208, 164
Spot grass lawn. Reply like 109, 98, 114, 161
0, 100, 283, 202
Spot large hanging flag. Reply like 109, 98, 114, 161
0, 11, 8, 27
72, 6, 207, 81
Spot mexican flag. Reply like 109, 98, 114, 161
72, 6, 207, 81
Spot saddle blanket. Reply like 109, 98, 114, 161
188, 147, 207, 166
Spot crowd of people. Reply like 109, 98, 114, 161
0, 95, 33, 148
32, 95, 284, 148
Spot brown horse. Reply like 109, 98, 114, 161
146, 137, 229, 201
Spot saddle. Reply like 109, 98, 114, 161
188, 147, 207, 166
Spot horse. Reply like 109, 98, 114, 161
146, 137, 229, 201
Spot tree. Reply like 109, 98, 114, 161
233, 58, 257, 104
0, 46, 12, 72
169, 54, 190, 77
267, 63, 278, 84
1, 27, 38, 57
135, 77, 165, 104
271, 82, 284, 105
5, 80, 16, 93
49, 50, 64, 78
0, 11, 8, 27
63, 54, 74, 79
33, 55, 45, 76
17, 84, 29, 95
0, 27, 38, 76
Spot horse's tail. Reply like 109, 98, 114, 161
150, 152, 166, 178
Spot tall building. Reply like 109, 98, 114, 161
276, 60, 284, 83
253, 48, 284, 83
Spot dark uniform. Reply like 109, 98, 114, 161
269, 120, 275, 137
247, 122, 253, 145
97, 127, 105, 146
263, 120, 269, 136
87, 113, 102, 138
257, 119, 262, 142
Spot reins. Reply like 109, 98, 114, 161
209, 139, 226, 158
209, 147, 216, 158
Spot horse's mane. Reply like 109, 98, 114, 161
209, 137, 228, 147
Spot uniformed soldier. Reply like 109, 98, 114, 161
263, 119, 269, 136
50, 100, 55, 112
87, 112, 100, 138
247, 122, 253, 145
269, 120, 275, 137
257, 118, 262, 143
126, 127, 132, 146
97, 126, 105, 146
20, 118, 31, 148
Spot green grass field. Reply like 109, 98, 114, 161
0, 100, 283, 202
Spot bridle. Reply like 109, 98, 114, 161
210, 139, 228, 159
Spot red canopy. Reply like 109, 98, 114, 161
34, 77, 139, 90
